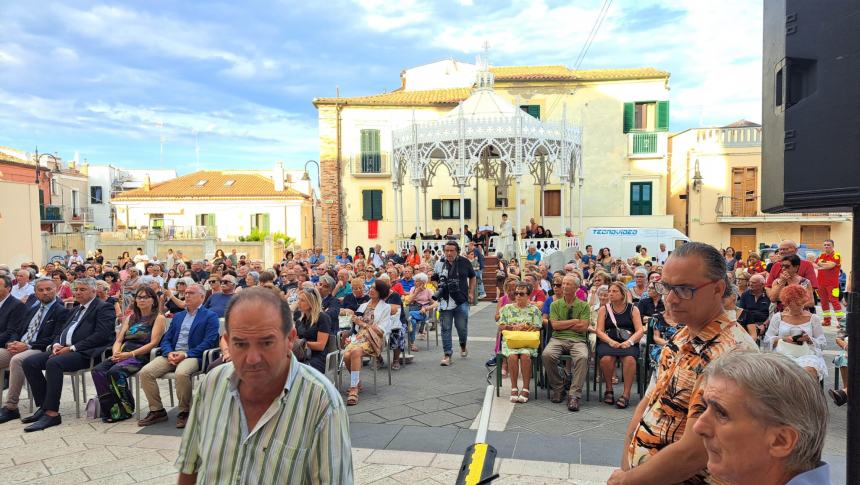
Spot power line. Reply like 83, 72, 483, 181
573, 0, 612, 72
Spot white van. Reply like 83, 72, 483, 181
583, 227, 690, 262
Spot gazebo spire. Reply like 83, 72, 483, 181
475, 42, 494, 91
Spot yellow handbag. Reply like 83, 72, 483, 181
502, 330, 540, 349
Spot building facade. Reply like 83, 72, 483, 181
667, 121, 854, 268
0, 147, 44, 265
314, 60, 674, 255
87, 165, 177, 230
111, 165, 314, 247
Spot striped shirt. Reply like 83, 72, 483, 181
176, 355, 353, 484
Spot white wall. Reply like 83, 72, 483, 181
114, 199, 307, 244
87, 165, 113, 230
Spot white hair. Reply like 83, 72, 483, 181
414, 272, 429, 283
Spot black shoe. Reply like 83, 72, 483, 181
21, 408, 45, 424
0, 407, 21, 424
23, 413, 61, 432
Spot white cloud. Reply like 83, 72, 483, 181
52, 47, 78, 62
352, 0, 434, 32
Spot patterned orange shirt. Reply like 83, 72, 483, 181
627, 314, 758, 484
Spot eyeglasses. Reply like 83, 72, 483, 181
653, 280, 719, 300
220, 280, 234, 285
514, 292, 529, 296
135, 295, 152, 300
552, 283, 562, 288
209, 280, 219, 284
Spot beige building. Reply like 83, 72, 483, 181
314, 59, 674, 255
0, 180, 43, 267
668, 121, 853, 268
111, 165, 314, 247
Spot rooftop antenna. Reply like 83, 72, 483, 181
156, 119, 165, 165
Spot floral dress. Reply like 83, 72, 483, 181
92, 315, 155, 421
649, 313, 681, 366
498, 304, 542, 357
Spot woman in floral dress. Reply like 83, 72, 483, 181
498, 282, 542, 403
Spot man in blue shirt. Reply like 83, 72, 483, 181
138, 283, 219, 429
526, 244, 541, 263
308, 247, 325, 266
203, 275, 236, 318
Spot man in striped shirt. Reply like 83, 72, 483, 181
176, 287, 353, 484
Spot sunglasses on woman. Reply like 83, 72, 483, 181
515, 291, 529, 296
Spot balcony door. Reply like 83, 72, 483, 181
731, 167, 757, 217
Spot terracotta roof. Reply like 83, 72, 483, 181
0, 147, 34, 165
314, 87, 471, 107
314, 66, 669, 106
722, 119, 761, 128
492, 65, 668, 81
113, 170, 310, 201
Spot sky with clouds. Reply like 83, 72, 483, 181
0, 0, 763, 175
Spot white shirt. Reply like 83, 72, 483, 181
11, 282, 34, 301
657, 249, 670, 264
58, 298, 94, 349
68, 255, 83, 266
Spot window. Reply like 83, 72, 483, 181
71, 190, 80, 218
432, 198, 471, 220
360, 129, 381, 173
630, 182, 653, 215
224, 179, 235, 186
90, 186, 103, 204
51, 177, 58, 195
623, 101, 669, 133
150, 214, 165, 229
195, 179, 207, 186
731, 167, 758, 217
520, 105, 540, 120
195, 213, 216, 228
493, 184, 509, 208
800, 225, 830, 250
543, 190, 561, 217
362, 190, 383, 220
251, 213, 270, 233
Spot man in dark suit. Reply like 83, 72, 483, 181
21, 277, 115, 431
0, 274, 27, 347
138, 283, 218, 429
0, 277, 70, 424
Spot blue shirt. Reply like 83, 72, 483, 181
400, 278, 415, 293
309, 254, 325, 265
203, 292, 232, 318
527, 251, 541, 262
175, 309, 197, 352
787, 462, 831, 485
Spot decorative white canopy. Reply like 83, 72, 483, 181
389, 56, 583, 258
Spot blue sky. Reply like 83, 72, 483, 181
0, 0, 762, 177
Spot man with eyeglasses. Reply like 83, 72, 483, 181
203, 275, 236, 318
765, 240, 818, 298
609, 242, 758, 485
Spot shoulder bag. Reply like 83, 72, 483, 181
605, 303, 632, 342
774, 339, 815, 358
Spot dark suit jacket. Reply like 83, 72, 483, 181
0, 295, 27, 346
53, 298, 116, 358
11, 299, 71, 351
160, 306, 219, 363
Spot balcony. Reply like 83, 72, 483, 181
349, 153, 391, 178
627, 132, 667, 159
715, 195, 852, 222
67, 206, 94, 224
695, 126, 761, 147
40, 205, 63, 223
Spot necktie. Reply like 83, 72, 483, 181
22, 304, 47, 344
61, 305, 85, 346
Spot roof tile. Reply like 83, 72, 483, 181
113, 170, 309, 201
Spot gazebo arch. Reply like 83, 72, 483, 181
391, 56, 583, 260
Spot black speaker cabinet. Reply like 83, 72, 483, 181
761, 0, 860, 212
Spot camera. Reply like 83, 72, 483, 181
432, 275, 462, 302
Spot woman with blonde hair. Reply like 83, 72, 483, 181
595, 281, 644, 408
294, 287, 332, 374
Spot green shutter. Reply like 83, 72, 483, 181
262, 213, 270, 233
431, 199, 442, 220
464, 199, 472, 219
195, 214, 202, 226
371, 190, 382, 220
209, 213, 216, 229
520, 105, 540, 120
362, 190, 372, 221
623, 102, 634, 133
656, 101, 669, 131
630, 182, 653, 215
360, 129, 381, 172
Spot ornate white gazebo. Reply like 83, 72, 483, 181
391, 57, 583, 260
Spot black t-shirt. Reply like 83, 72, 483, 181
342, 293, 370, 312
437, 256, 476, 305
165, 294, 185, 315
295, 312, 332, 373
321, 294, 341, 333
386, 292, 407, 327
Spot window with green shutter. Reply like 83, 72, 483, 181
362, 190, 383, 220
431, 199, 472, 219
630, 182, 653, 215
251, 213, 270, 233
624, 101, 669, 132
519, 105, 540, 120
360, 129, 381, 173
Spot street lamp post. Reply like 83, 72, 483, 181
302, 160, 328, 259
32, 148, 59, 224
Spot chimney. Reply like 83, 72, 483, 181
69, 160, 76, 171
143, 175, 151, 192
80, 159, 89, 176
273, 161, 285, 192
400, 70, 407, 90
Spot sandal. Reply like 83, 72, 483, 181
518, 389, 530, 403
391, 361, 401, 370
616, 395, 629, 409
510, 388, 519, 403
603, 390, 615, 405
829, 389, 848, 407
347, 387, 359, 406
410, 344, 419, 352
612, 376, 619, 385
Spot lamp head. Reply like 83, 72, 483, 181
301, 171, 311, 182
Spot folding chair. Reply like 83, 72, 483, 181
66, 347, 110, 418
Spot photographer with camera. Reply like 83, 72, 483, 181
433, 241, 476, 366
